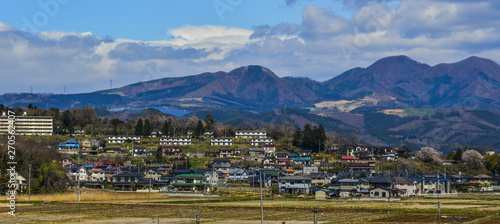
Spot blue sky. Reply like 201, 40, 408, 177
0, 0, 499, 94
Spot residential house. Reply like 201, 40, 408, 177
278, 159, 292, 169
249, 173, 272, 187
170, 174, 210, 192
471, 174, 493, 187
250, 138, 274, 146
163, 145, 181, 156
348, 163, 375, 174
326, 145, 340, 155
112, 172, 144, 190
193, 169, 219, 186
308, 173, 330, 187
66, 166, 89, 182
145, 168, 162, 181
227, 168, 249, 181
132, 147, 147, 157
394, 177, 416, 196
75, 129, 85, 136
263, 144, 276, 157
303, 167, 318, 175
369, 187, 400, 198
104, 147, 122, 153
203, 131, 214, 138
213, 158, 231, 174
219, 148, 234, 157
204, 151, 218, 157
211, 138, 232, 146
61, 157, 73, 167
338, 178, 360, 197
249, 148, 264, 156
279, 175, 312, 195
58, 139, 79, 154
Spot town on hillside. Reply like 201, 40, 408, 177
1, 105, 499, 200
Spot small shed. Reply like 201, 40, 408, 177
315, 189, 329, 200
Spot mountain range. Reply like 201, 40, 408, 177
2, 55, 500, 150
2, 55, 499, 111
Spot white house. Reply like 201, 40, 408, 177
279, 175, 312, 195
227, 168, 249, 181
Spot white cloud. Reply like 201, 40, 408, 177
1, 0, 500, 94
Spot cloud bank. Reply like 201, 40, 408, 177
0, 0, 499, 94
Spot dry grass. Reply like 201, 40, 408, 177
16, 189, 167, 202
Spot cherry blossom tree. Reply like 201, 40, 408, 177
416, 147, 443, 164
462, 150, 484, 168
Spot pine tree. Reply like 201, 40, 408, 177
194, 120, 205, 138
143, 119, 151, 137
302, 124, 314, 150
135, 118, 143, 136
156, 145, 163, 161
453, 148, 463, 161
162, 120, 171, 136
292, 127, 302, 148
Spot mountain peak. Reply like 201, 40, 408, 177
458, 56, 500, 67
368, 55, 429, 70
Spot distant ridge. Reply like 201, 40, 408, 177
1, 55, 499, 110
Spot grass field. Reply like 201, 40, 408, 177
1, 192, 500, 223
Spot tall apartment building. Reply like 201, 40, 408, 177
0, 112, 53, 136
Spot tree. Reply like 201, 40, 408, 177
37, 162, 68, 193
28, 103, 33, 110
61, 110, 74, 135
135, 118, 143, 136
162, 120, 171, 137
453, 148, 463, 161
110, 118, 123, 136
193, 119, 205, 138
205, 114, 214, 131
292, 127, 302, 148
315, 124, 327, 153
416, 147, 443, 164
156, 145, 163, 161
462, 149, 484, 168
359, 171, 367, 178
302, 124, 314, 150
143, 118, 152, 137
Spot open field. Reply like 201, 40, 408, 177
1, 192, 499, 223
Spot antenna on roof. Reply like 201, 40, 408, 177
30, 85, 33, 94
110, 80, 112, 90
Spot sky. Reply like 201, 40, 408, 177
0, 0, 499, 94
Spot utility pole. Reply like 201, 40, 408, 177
435, 202, 442, 224
260, 171, 264, 224
77, 152, 80, 202
148, 170, 151, 202
28, 164, 31, 201
312, 207, 322, 224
